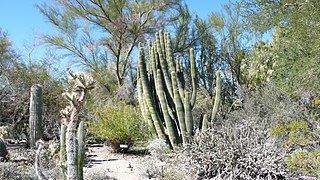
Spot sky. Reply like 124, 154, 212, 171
0, 0, 228, 63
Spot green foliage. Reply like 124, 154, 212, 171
286, 150, 320, 176
241, 41, 276, 90
271, 120, 312, 146
241, 0, 320, 95
89, 103, 147, 149
271, 119, 320, 177
37, 0, 181, 87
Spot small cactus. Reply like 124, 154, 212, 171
29, 84, 43, 149
35, 140, 46, 180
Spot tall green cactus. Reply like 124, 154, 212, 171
211, 71, 221, 124
29, 84, 43, 149
77, 120, 85, 180
138, 31, 222, 148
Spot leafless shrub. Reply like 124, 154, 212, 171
168, 84, 304, 179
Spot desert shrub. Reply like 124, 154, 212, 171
286, 150, 320, 176
271, 119, 320, 177
0, 162, 34, 179
142, 139, 171, 179
89, 102, 147, 151
166, 84, 306, 179
147, 139, 170, 160
179, 121, 289, 179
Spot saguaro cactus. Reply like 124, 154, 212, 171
138, 31, 222, 148
29, 84, 43, 149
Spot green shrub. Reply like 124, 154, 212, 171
271, 119, 320, 177
286, 150, 320, 176
89, 102, 147, 151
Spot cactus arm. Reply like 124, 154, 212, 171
138, 44, 167, 140
211, 71, 221, 125
184, 91, 193, 139
165, 32, 176, 74
176, 56, 185, 101
171, 71, 188, 144
156, 33, 173, 98
77, 120, 85, 180
138, 75, 156, 135
202, 114, 208, 130
159, 30, 166, 60
156, 69, 179, 148
190, 48, 197, 108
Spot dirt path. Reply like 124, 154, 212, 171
84, 145, 148, 180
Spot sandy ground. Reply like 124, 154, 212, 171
84, 145, 149, 180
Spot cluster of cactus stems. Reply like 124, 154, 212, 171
59, 70, 94, 180
29, 84, 43, 149
138, 30, 221, 148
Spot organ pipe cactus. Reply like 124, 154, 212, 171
60, 70, 94, 180
29, 84, 43, 149
138, 31, 221, 148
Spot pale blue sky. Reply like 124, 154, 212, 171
0, 0, 228, 54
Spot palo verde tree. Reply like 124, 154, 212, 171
241, 0, 320, 95
37, 0, 181, 89
209, 1, 249, 87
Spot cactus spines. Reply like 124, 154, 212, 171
29, 84, 43, 149
77, 120, 85, 180
211, 71, 221, 124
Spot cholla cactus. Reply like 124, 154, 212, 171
60, 70, 94, 180
35, 140, 46, 180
